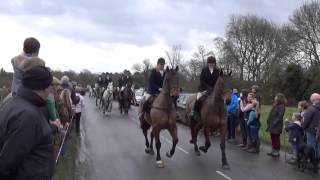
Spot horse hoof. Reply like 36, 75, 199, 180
145, 148, 154, 155
222, 164, 230, 170
156, 160, 165, 168
199, 146, 207, 153
166, 151, 173, 158
195, 151, 201, 156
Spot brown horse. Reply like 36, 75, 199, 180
140, 66, 180, 168
186, 70, 231, 169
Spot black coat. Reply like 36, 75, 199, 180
118, 76, 132, 88
266, 104, 286, 134
0, 87, 54, 180
302, 104, 320, 135
199, 67, 219, 91
148, 69, 165, 95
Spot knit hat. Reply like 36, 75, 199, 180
22, 66, 53, 90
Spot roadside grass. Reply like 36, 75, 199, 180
53, 130, 78, 180
259, 105, 298, 149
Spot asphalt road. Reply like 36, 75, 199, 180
76, 97, 320, 180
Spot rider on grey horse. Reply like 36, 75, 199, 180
139, 57, 166, 120
190, 56, 220, 119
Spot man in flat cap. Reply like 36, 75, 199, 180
0, 66, 55, 180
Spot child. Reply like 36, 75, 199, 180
246, 100, 260, 153
75, 87, 84, 136
285, 112, 304, 164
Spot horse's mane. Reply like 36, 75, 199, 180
212, 76, 225, 100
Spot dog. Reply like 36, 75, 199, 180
297, 142, 318, 173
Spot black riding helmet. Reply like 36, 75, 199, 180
207, 56, 216, 64
157, 57, 165, 65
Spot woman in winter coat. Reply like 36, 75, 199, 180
266, 93, 286, 157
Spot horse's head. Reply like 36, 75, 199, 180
213, 69, 232, 104
163, 66, 180, 97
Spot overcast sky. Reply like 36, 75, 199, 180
0, 0, 304, 73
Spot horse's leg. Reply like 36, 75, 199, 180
166, 125, 179, 158
142, 121, 152, 154
199, 126, 211, 153
220, 123, 230, 169
153, 127, 164, 168
192, 122, 202, 156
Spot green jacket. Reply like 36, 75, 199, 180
47, 94, 59, 120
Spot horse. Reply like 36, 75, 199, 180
95, 85, 105, 108
140, 66, 180, 168
87, 85, 94, 98
102, 82, 113, 115
118, 83, 133, 115
185, 69, 231, 169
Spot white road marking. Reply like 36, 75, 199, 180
131, 118, 189, 154
216, 171, 232, 180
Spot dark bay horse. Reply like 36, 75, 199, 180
186, 70, 231, 169
140, 66, 180, 168
119, 83, 133, 115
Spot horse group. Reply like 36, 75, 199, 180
90, 83, 114, 115
89, 82, 134, 116
139, 66, 232, 169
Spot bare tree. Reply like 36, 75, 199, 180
165, 45, 183, 68
216, 14, 293, 82
192, 45, 214, 68
290, 0, 320, 65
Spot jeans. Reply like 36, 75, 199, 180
239, 114, 247, 145
290, 142, 299, 158
228, 113, 237, 139
306, 132, 320, 159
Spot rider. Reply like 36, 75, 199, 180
105, 72, 113, 86
191, 56, 220, 119
139, 57, 166, 120
97, 73, 104, 87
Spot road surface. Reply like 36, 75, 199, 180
75, 97, 319, 180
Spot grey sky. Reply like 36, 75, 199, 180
0, 0, 304, 73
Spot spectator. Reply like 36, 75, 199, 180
285, 112, 304, 164
266, 93, 286, 157
0, 66, 54, 180
298, 100, 308, 122
238, 89, 249, 148
47, 77, 63, 131
247, 97, 260, 153
11, 37, 45, 97
302, 93, 320, 161
75, 87, 84, 136
227, 88, 239, 143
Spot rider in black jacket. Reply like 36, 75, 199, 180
191, 56, 220, 119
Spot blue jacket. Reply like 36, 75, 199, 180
285, 122, 304, 144
247, 110, 258, 127
227, 93, 238, 114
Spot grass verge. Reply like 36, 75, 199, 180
53, 130, 78, 180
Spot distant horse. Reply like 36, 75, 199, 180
95, 85, 104, 108
140, 66, 180, 168
87, 85, 94, 98
102, 82, 113, 115
118, 83, 133, 115
186, 70, 232, 169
